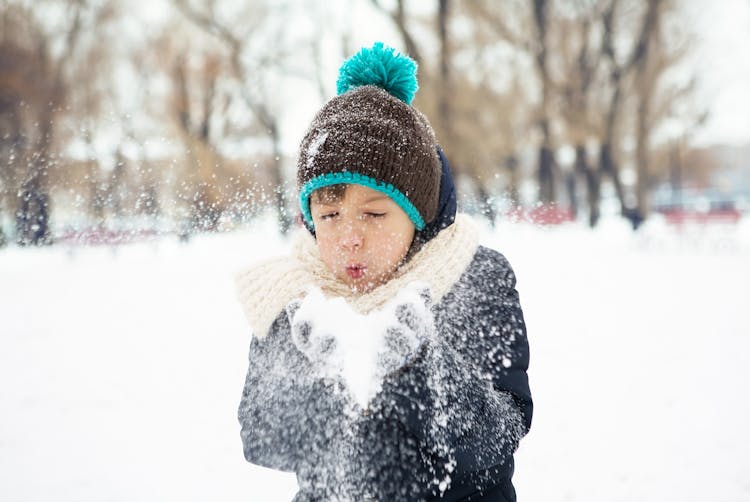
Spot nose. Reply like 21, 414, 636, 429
339, 218, 364, 251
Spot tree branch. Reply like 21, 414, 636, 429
369, 0, 423, 64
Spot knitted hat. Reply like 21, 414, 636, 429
297, 42, 441, 231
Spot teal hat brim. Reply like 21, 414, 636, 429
299, 171, 426, 231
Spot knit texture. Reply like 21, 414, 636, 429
297, 84, 441, 230
336, 42, 419, 104
235, 214, 480, 340
298, 171, 425, 230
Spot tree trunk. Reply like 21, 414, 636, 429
505, 154, 521, 208
15, 120, 52, 246
599, 78, 630, 221
669, 141, 681, 207
538, 142, 555, 204
437, 0, 451, 132
111, 149, 127, 219
396, 0, 423, 64
436, 0, 462, 181
598, 142, 626, 213
269, 122, 290, 235
565, 170, 577, 219
627, 0, 661, 229
599, 0, 656, 229
634, 95, 650, 227
476, 181, 496, 228
533, 0, 555, 205
16, 176, 51, 246
370, 0, 423, 65
574, 144, 600, 227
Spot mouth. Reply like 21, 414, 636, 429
345, 264, 367, 279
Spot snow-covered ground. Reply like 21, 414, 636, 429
1, 213, 749, 502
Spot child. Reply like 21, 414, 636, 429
236, 43, 532, 501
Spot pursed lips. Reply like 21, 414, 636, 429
345, 263, 367, 279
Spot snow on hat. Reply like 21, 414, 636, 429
297, 42, 441, 231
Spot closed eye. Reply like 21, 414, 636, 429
365, 212, 386, 218
320, 212, 339, 220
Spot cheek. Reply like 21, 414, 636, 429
315, 232, 339, 264
369, 226, 412, 260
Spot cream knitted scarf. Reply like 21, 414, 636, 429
235, 213, 480, 339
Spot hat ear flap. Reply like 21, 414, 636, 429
301, 212, 316, 237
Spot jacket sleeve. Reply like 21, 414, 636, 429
237, 313, 347, 472
476, 254, 533, 432
373, 250, 532, 475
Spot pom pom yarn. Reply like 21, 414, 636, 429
336, 42, 419, 105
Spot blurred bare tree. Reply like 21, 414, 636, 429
0, 0, 710, 247
0, 2, 78, 245
463, 0, 559, 207
372, 0, 528, 223
174, 0, 303, 235
0, 0, 121, 244
462, 0, 701, 227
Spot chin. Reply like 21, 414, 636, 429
335, 273, 360, 289
339, 276, 373, 293
348, 280, 370, 293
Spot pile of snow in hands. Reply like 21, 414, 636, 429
286, 282, 433, 409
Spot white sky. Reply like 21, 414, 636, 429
685, 0, 750, 146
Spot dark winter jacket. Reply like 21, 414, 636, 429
236, 238, 532, 501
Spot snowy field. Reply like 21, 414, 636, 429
1, 214, 749, 502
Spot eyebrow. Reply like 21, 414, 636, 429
362, 194, 389, 203
313, 193, 389, 208
313, 201, 338, 208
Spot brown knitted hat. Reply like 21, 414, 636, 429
297, 44, 441, 231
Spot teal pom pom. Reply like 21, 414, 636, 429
336, 42, 418, 105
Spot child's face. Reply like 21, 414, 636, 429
310, 183, 415, 293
